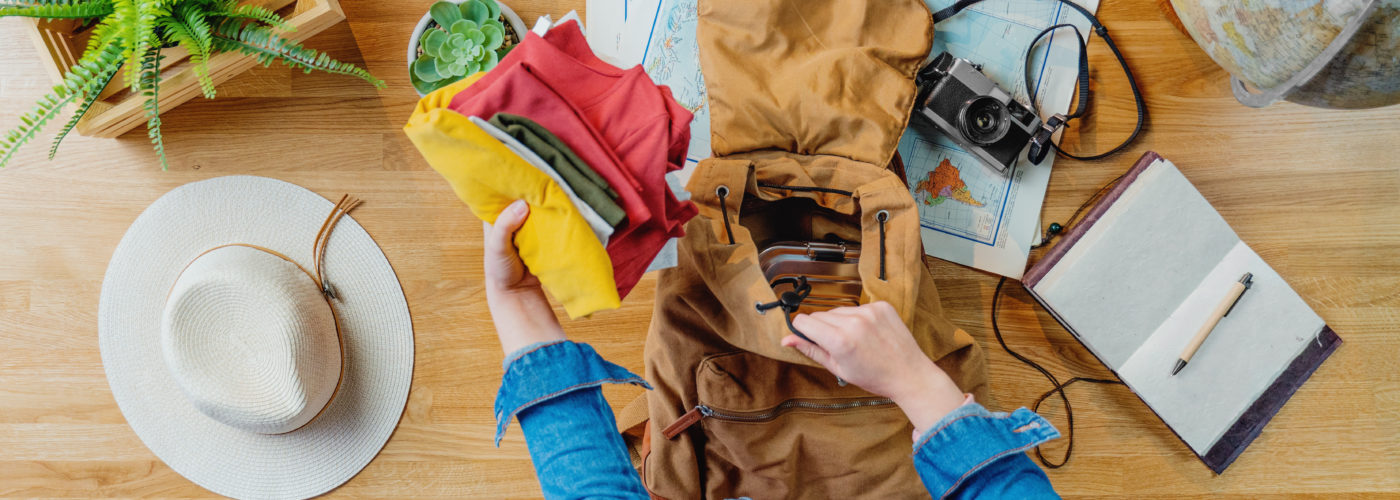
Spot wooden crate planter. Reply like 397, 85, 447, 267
24, 0, 347, 138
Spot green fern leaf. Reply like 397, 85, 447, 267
0, 0, 114, 19
125, 0, 167, 91
83, 19, 116, 55
160, 3, 215, 98
111, 0, 138, 88
215, 3, 292, 32
188, 6, 215, 97
212, 22, 385, 89
138, 46, 168, 170
48, 52, 120, 159
47, 89, 100, 160
2, 39, 123, 168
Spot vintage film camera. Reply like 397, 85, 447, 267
913, 52, 1056, 174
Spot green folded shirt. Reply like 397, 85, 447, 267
489, 113, 625, 228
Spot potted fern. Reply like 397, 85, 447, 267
408, 0, 524, 96
0, 0, 383, 170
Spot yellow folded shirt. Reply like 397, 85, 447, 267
405, 73, 620, 318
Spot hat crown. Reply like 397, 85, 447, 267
161, 246, 342, 435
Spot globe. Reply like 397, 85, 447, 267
1170, 0, 1400, 109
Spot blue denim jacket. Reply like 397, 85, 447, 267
494, 341, 1061, 499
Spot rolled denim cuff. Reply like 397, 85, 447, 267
911, 403, 1060, 499
493, 340, 650, 445
502, 340, 566, 370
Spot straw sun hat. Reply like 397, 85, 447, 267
98, 176, 413, 499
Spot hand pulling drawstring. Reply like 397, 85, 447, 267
755, 276, 815, 343
738, 182, 896, 346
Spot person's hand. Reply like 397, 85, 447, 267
483, 200, 566, 355
782, 302, 966, 435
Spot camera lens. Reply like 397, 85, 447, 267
958, 96, 1010, 146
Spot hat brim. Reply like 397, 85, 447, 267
98, 176, 414, 499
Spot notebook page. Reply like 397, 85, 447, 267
1031, 158, 1324, 454
1116, 241, 1323, 452
1033, 159, 1239, 368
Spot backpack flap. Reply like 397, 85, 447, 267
698, 0, 933, 167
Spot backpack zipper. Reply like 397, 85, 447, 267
662, 397, 895, 439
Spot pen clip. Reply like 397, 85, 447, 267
1223, 273, 1254, 317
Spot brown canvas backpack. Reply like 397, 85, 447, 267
621, 0, 990, 497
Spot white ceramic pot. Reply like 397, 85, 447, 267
408, 0, 527, 96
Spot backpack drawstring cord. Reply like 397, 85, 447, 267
756, 276, 815, 344
716, 185, 736, 245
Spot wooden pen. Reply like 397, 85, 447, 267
1172, 272, 1254, 376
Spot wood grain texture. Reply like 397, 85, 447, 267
1, 0, 1397, 497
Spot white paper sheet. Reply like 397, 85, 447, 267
583, 0, 629, 67
585, 0, 661, 68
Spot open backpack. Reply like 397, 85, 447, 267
616, 0, 991, 497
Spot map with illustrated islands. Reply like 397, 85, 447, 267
916, 158, 985, 208
900, 137, 1011, 244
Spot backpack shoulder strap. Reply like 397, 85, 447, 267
617, 393, 650, 469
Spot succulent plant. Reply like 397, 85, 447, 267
412, 0, 513, 95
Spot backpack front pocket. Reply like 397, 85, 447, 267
665, 351, 930, 499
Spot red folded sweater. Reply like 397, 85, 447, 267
451, 21, 697, 298
537, 22, 697, 235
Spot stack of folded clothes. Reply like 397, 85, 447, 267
405, 20, 696, 319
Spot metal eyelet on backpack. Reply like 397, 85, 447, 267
875, 210, 889, 281
716, 185, 736, 245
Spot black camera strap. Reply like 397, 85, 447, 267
931, 0, 1146, 469
934, 0, 1146, 161
930, 0, 985, 22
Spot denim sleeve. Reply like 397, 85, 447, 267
493, 340, 651, 500
911, 403, 1062, 500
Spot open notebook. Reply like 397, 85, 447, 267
1022, 151, 1341, 473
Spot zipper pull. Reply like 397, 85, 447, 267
662, 405, 711, 439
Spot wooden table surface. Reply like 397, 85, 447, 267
2, 0, 1397, 497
